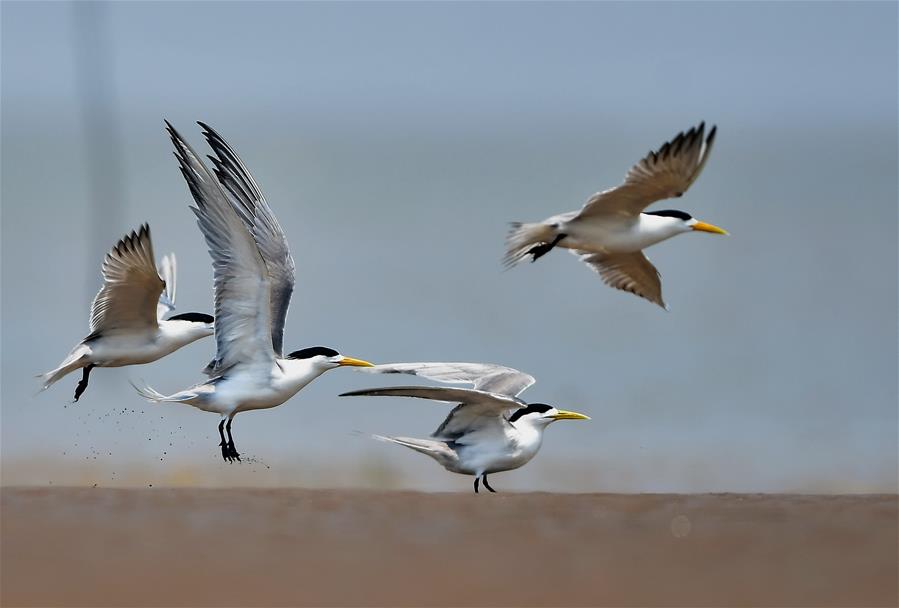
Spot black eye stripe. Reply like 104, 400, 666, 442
508, 403, 552, 422
287, 346, 339, 360
645, 210, 692, 221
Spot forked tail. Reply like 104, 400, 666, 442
503, 222, 558, 268
129, 380, 193, 403
371, 434, 459, 468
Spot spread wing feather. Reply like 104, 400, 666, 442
199, 122, 296, 358
579, 123, 716, 218
88, 224, 164, 335
365, 362, 535, 397
166, 121, 274, 374
575, 250, 666, 309
340, 385, 525, 442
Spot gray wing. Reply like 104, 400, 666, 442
167, 121, 275, 374
199, 122, 296, 358
575, 250, 666, 309
156, 253, 177, 320
365, 362, 536, 397
88, 224, 164, 335
340, 385, 525, 442
578, 123, 716, 219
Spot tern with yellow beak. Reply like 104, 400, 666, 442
341, 362, 589, 493
133, 122, 373, 462
504, 122, 728, 309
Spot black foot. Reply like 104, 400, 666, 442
218, 418, 240, 462
226, 440, 241, 462
482, 475, 497, 493
527, 233, 566, 262
73, 364, 95, 403
474, 477, 480, 494
218, 419, 233, 462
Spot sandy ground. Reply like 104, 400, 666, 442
1, 488, 896, 607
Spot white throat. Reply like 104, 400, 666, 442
636, 213, 691, 247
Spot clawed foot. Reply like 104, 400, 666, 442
220, 440, 241, 463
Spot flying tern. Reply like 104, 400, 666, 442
133, 121, 373, 462
504, 122, 727, 309
341, 362, 589, 493
39, 225, 214, 401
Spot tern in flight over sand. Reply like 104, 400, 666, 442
39, 225, 213, 401
133, 122, 373, 462
341, 362, 589, 493
504, 122, 727, 309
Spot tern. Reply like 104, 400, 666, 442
341, 362, 589, 493
504, 122, 728, 309
38, 225, 214, 402
133, 121, 373, 462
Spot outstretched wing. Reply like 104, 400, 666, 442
575, 250, 666, 309
579, 123, 716, 219
340, 385, 525, 442
166, 121, 275, 374
366, 362, 536, 397
156, 253, 177, 320
199, 122, 296, 358
88, 224, 164, 335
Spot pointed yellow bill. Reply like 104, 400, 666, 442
551, 409, 591, 421
691, 220, 729, 235
338, 356, 374, 368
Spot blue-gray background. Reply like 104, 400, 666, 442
2, 1, 896, 492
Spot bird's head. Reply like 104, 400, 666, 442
166, 312, 215, 336
645, 210, 728, 236
508, 403, 590, 428
285, 346, 374, 371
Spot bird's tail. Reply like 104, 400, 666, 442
129, 379, 193, 403
371, 434, 459, 468
36, 346, 90, 392
503, 222, 557, 268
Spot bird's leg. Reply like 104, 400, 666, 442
482, 474, 497, 493
219, 419, 230, 462
527, 233, 566, 262
72, 364, 95, 403
473, 477, 480, 494
225, 418, 240, 462
218, 419, 231, 462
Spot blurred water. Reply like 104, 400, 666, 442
2, 1, 896, 492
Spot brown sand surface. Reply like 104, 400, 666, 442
1, 488, 896, 607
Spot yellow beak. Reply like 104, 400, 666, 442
551, 409, 591, 421
338, 356, 375, 368
691, 220, 729, 235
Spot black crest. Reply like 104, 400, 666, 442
645, 210, 692, 221
169, 312, 214, 324
287, 346, 339, 360
508, 403, 552, 423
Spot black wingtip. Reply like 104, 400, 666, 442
707, 124, 717, 143
197, 121, 218, 139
